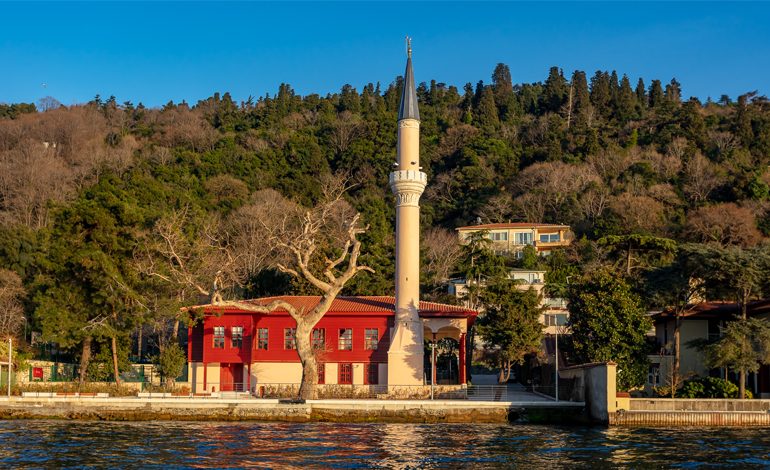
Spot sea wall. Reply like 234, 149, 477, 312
0, 397, 585, 424
611, 398, 770, 426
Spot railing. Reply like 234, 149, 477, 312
466, 385, 507, 401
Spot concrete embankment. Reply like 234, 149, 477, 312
611, 398, 770, 427
0, 397, 586, 424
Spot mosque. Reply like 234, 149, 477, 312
186, 44, 477, 393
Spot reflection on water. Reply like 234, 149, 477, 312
0, 421, 768, 468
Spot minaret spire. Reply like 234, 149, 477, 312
398, 36, 420, 121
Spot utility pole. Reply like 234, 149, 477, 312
7, 337, 12, 398
554, 323, 559, 402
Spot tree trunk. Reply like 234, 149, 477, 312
136, 326, 143, 361
739, 369, 746, 399
626, 242, 633, 275
295, 323, 317, 400
172, 319, 180, 341
111, 335, 121, 386
78, 336, 92, 385
674, 313, 682, 393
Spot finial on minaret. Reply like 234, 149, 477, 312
406, 36, 412, 58
398, 37, 420, 121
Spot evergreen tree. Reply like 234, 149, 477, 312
648, 79, 664, 108
567, 268, 652, 390
541, 66, 568, 113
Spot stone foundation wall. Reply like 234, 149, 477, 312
0, 397, 511, 423
611, 411, 770, 426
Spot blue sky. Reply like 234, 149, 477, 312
1, 1, 769, 107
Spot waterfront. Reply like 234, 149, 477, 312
0, 421, 767, 468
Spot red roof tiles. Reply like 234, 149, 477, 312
228, 296, 477, 318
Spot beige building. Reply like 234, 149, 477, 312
648, 299, 770, 398
456, 222, 573, 258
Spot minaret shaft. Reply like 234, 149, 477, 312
388, 48, 426, 386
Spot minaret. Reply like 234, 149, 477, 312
388, 38, 427, 386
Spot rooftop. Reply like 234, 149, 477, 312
456, 222, 570, 231
197, 296, 477, 318
653, 299, 770, 321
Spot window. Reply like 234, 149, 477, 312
338, 329, 353, 351
539, 233, 560, 243
284, 328, 296, 350
339, 363, 353, 384
366, 363, 378, 385
257, 328, 269, 350
648, 364, 660, 387
213, 326, 225, 349
489, 231, 508, 241
514, 232, 533, 245
231, 326, 243, 348
365, 329, 379, 350
312, 328, 325, 350
545, 314, 567, 327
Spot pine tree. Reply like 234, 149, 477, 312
590, 70, 611, 117
648, 79, 664, 108
541, 66, 568, 113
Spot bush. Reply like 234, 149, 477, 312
152, 343, 187, 386
676, 377, 753, 399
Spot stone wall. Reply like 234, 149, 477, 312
0, 397, 512, 423
610, 398, 770, 426
559, 362, 616, 423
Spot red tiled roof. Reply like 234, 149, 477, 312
212, 296, 477, 318
456, 222, 569, 230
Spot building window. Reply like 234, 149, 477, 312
318, 364, 325, 384
339, 363, 353, 384
489, 231, 508, 241
312, 328, 325, 350
231, 326, 243, 348
213, 326, 225, 349
648, 364, 660, 387
338, 329, 353, 351
545, 314, 568, 327
366, 363, 378, 385
539, 233, 560, 243
284, 328, 296, 350
514, 232, 533, 245
365, 328, 379, 350
257, 328, 268, 350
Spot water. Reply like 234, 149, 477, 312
0, 421, 768, 468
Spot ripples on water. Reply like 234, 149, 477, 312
0, 420, 768, 468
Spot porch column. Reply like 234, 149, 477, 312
459, 333, 467, 384
247, 362, 252, 393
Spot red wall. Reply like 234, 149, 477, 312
193, 311, 393, 365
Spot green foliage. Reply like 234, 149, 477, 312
676, 376, 752, 399
567, 269, 652, 390
153, 343, 187, 383
476, 277, 544, 374
696, 317, 770, 376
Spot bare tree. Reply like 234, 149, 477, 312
422, 227, 463, 287
608, 193, 667, 235
476, 193, 513, 223
685, 202, 762, 247
0, 269, 25, 339
147, 179, 372, 400
683, 152, 723, 205
328, 111, 363, 156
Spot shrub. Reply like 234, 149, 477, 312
676, 377, 753, 399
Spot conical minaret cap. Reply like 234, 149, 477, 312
398, 44, 420, 121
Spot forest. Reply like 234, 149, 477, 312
1, 63, 769, 385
